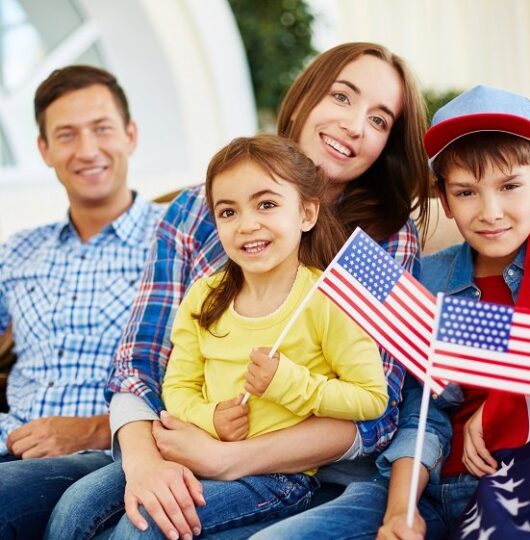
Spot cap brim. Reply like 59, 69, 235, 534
425, 113, 530, 164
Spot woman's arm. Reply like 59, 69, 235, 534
153, 413, 357, 481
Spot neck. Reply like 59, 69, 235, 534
235, 263, 300, 317
69, 190, 133, 242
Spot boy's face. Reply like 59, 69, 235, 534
440, 162, 530, 277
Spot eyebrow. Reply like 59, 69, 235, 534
335, 79, 397, 121
213, 189, 283, 209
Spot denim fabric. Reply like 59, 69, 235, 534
251, 472, 478, 539
108, 473, 318, 539
44, 460, 126, 540
0, 451, 112, 540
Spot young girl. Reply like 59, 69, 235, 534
155, 134, 388, 536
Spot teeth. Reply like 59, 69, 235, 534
243, 241, 268, 253
78, 166, 105, 175
322, 136, 352, 157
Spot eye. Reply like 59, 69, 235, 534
369, 115, 388, 130
95, 125, 113, 134
217, 208, 235, 219
454, 190, 474, 198
332, 92, 350, 105
56, 131, 74, 142
501, 183, 519, 191
258, 200, 277, 210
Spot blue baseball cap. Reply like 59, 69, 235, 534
424, 85, 530, 165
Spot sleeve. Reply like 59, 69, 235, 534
375, 374, 453, 483
104, 188, 223, 414
161, 281, 218, 438
0, 240, 12, 335
263, 301, 388, 421
355, 219, 420, 455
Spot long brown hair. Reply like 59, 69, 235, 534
277, 42, 431, 242
198, 134, 347, 331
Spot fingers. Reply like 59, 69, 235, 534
159, 411, 187, 430
124, 493, 149, 532
168, 474, 203, 537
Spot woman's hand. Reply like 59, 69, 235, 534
462, 402, 497, 477
245, 347, 279, 396
213, 394, 249, 441
377, 509, 425, 540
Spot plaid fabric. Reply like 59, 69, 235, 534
357, 219, 420, 454
107, 184, 419, 455
0, 194, 162, 454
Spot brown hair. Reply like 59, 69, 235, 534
277, 42, 431, 242
433, 132, 530, 197
198, 134, 347, 331
34, 65, 131, 141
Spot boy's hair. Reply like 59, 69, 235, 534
277, 42, 431, 243
433, 132, 530, 196
199, 134, 347, 331
35, 65, 131, 141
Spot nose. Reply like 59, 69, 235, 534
75, 130, 99, 160
479, 195, 503, 223
340, 106, 364, 138
237, 211, 261, 234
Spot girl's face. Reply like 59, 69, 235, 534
297, 55, 404, 199
211, 160, 318, 280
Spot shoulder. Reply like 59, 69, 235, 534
1, 223, 60, 257
379, 218, 420, 275
420, 243, 465, 292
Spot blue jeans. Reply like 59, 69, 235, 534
250, 472, 478, 539
108, 472, 318, 539
0, 451, 112, 540
47, 460, 344, 540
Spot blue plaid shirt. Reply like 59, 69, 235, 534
107, 185, 420, 455
0, 193, 162, 454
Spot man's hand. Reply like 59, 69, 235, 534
213, 394, 248, 442
123, 450, 205, 540
6, 415, 110, 458
377, 510, 425, 540
245, 347, 279, 397
463, 402, 497, 477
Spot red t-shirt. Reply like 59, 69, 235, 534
441, 275, 513, 477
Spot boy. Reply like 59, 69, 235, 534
249, 84, 530, 540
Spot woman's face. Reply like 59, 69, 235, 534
297, 54, 404, 199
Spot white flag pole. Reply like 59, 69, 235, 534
241, 228, 362, 405
406, 292, 444, 528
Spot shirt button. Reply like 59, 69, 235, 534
473, 290, 480, 297
432, 393, 438, 400
508, 269, 514, 276
390, 400, 397, 407
48, 382, 54, 387
57, 350, 64, 358
72, 295, 77, 301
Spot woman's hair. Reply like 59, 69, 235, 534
433, 132, 530, 196
198, 134, 347, 331
277, 42, 431, 242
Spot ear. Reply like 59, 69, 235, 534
37, 135, 53, 167
435, 183, 453, 219
125, 120, 138, 155
301, 200, 319, 232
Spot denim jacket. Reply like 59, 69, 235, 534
376, 241, 525, 482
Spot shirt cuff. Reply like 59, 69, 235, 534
375, 427, 444, 483
109, 392, 159, 460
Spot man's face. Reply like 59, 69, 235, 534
38, 84, 137, 210
441, 162, 530, 276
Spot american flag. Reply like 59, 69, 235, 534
452, 442, 530, 539
317, 228, 445, 395
430, 296, 530, 395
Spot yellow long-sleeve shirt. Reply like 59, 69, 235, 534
162, 265, 388, 440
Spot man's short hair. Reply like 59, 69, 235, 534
34, 65, 131, 141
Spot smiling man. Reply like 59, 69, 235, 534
0, 66, 162, 539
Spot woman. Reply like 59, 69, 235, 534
45, 42, 430, 540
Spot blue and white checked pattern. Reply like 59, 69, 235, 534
107, 189, 420, 454
0, 194, 162, 454
432, 295, 530, 396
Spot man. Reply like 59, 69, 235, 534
0, 65, 162, 539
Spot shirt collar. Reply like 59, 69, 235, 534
445, 241, 526, 295
55, 191, 154, 247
